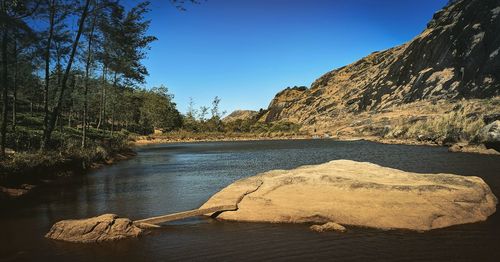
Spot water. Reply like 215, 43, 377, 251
1, 140, 500, 261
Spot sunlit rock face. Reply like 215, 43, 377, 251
260, 0, 500, 125
201, 160, 497, 231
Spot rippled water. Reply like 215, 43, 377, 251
1, 140, 500, 261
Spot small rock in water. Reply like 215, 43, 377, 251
45, 214, 146, 243
448, 143, 466, 152
0, 184, 36, 199
310, 222, 347, 233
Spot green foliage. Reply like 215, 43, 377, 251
179, 97, 301, 134
140, 86, 181, 131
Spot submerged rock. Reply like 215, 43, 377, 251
448, 142, 499, 155
310, 222, 347, 233
45, 214, 146, 243
0, 184, 37, 200
200, 160, 497, 231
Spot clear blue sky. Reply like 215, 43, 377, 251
140, 0, 448, 115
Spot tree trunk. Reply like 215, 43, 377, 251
58, 112, 62, 132
68, 110, 72, 128
42, 0, 91, 149
12, 41, 17, 131
97, 65, 107, 130
109, 72, 118, 136
111, 109, 114, 136
41, 0, 56, 150
82, 15, 96, 148
0, 24, 8, 157
65, 74, 77, 131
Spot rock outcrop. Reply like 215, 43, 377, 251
258, 0, 500, 128
477, 120, 500, 152
201, 160, 497, 231
45, 214, 146, 243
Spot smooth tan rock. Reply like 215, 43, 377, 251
200, 160, 497, 231
45, 214, 145, 243
310, 222, 347, 233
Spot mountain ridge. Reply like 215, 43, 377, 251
257, 0, 499, 126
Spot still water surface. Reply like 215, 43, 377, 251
1, 140, 500, 261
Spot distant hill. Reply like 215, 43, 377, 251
259, 0, 500, 126
223, 110, 258, 123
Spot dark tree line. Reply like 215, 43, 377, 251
0, 0, 182, 156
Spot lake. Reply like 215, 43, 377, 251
1, 139, 500, 261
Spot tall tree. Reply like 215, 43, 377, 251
97, 1, 156, 132
81, 6, 98, 148
42, 0, 56, 138
41, 0, 91, 149
0, 0, 38, 156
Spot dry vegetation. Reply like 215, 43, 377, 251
308, 97, 499, 146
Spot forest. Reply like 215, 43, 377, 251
0, 0, 301, 185
0, 0, 187, 155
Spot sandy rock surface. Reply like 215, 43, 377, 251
201, 160, 497, 231
45, 214, 145, 243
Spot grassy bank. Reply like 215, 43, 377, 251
0, 112, 134, 199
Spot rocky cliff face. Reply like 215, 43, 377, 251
261, 0, 500, 125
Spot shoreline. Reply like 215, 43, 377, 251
0, 148, 137, 202
133, 134, 312, 145
133, 134, 500, 155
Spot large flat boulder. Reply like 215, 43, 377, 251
200, 160, 497, 231
45, 214, 145, 243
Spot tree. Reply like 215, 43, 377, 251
208, 96, 225, 131
1, 0, 189, 155
41, 0, 91, 150
0, 0, 39, 157
81, 17, 96, 147
198, 106, 209, 122
140, 85, 181, 131
186, 97, 197, 119
96, 1, 156, 131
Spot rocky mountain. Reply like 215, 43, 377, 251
259, 0, 500, 126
